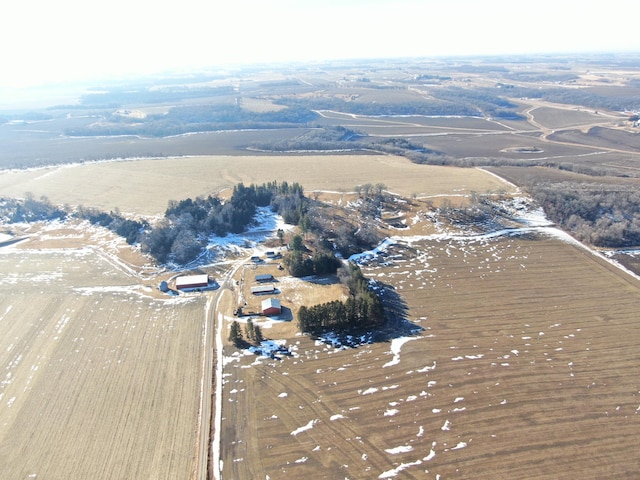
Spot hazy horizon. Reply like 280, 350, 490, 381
2, 0, 639, 107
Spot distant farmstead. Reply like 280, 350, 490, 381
176, 274, 209, 290
261, 298, 282, 316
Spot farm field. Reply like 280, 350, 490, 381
221, 229, 640, 479
0, 155, 511, 215
1, 54, 640, 480
0, 223, 206, 479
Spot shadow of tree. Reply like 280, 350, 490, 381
373, 280, 423, 341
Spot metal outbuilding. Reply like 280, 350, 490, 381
251, 284, 276, 295
255, 274, 274, 283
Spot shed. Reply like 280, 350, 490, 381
176, 274, 209, 290
255, 274, 274, 283
261, 298, 282, 316
251, 284, 276, 295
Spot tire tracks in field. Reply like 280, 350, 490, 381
255, 362, 399, 477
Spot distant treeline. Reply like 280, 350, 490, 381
251, 126, 359, 152
251, 126, 447, 166
0, 182, 309, 265
78, 85, 236, 108
530, 182, 640, 248
492, 84, 640, 112
275, 86, 524, 119
63, 103, 319, 137
297, 262, 385, 335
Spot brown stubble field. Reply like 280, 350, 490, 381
0, 158, 512, 479
1, 151, 639, 479
0, 155, 511, 215
222, 232, 640, 479
0, 225, 206, 479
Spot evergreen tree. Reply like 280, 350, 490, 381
245, 318, 256, 343
254, 325, 264, 344
229, 321, 243, 347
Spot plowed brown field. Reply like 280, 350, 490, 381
0, 226, 205, 479
221, 233, 640, 479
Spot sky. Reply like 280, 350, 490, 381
1, 0, 638, 90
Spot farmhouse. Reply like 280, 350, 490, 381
255, 274, 274, 283
261, 298, 281, 316
175, 274, 209, 290
251, 284, 276, 295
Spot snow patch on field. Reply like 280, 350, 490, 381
385, 445, 413, 454
291, 419, 318, 436
361, 387, 379, 395
383, 336, 418, 368
206, 207, 293, 256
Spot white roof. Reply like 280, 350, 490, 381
175, 274, 208, 288
261, 298, 281, 310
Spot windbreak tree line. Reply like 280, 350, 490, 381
76, 207, 147, 245
0, 194, 66, 223
0, 196, 146, 246
142, 181, 307, 264
297, 263, 385, 335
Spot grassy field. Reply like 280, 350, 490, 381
0, 155, 512, 216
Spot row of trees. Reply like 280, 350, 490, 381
0, 194, 66, 223
75, 207, 146, 244
228, 318, 264, 347
297, 263, 385, 335
0, 196, 147, 247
